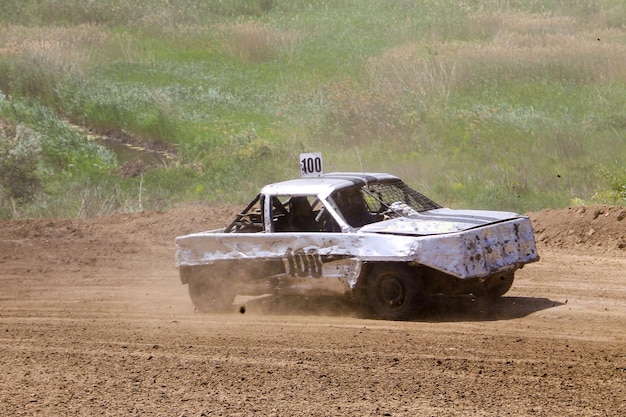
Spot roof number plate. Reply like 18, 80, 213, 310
300, 152, 323, 178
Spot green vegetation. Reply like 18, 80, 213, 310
0, 0, 624, 218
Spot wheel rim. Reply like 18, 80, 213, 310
366, 265, 421, 320
376, 274, 406, 307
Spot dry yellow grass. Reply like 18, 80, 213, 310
467, 12, 579, 38
0, 24, 110, 71
367, 11, 625, 100
220, 21, 301, 63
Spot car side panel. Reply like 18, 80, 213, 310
175, 217, 538, 285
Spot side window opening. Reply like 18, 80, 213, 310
272, 195, 324, 232
288, 196, 317, 231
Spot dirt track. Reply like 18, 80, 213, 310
1, 205, 625, 416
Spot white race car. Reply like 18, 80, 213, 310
175, 172, 539, 320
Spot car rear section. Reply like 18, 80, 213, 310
354, 211, 539, 319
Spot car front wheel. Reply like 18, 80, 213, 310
366, 264, 422, 320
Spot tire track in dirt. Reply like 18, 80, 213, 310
0, 205, 625, 416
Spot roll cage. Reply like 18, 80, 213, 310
224, 177, 441, 234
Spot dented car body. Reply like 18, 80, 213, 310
175, 172, 539, 319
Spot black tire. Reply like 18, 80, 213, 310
483, 272, 514, 299
187, 267, 235, 313
473, 272, 515, 300
366, 264, 422, 320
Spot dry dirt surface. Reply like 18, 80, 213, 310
1, 205, 625, 416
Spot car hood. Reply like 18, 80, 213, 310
359, 208, 523, 236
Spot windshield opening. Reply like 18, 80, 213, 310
333, 180, 442, 227
363, 180, 441, 216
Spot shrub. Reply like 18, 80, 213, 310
593, 166, 626, 205
0, 122, 42, 204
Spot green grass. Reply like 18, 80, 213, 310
0, 0, 625, 218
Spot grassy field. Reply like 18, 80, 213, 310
0, 0, 625, 218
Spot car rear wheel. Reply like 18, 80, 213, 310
366, 264, 422, 320
482, 272, 514, 300
186, 267, 235, 313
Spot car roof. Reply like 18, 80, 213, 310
260, 172, 400, 197
325, 172, 399, 182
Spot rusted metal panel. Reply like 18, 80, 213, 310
404, 217, 539, 278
